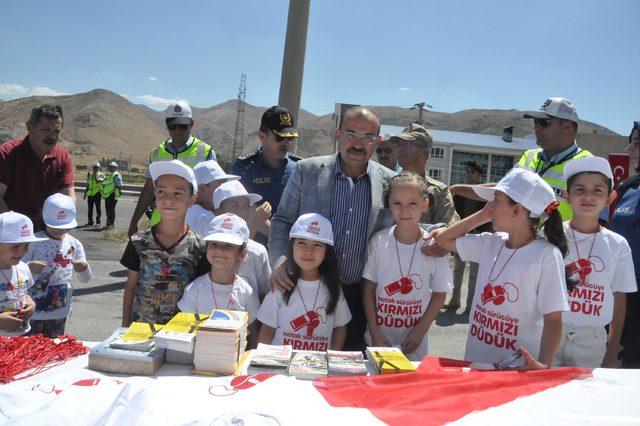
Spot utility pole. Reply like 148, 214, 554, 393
410, 101, 433, 125
232, 74, 247, 160
278, 0, 311, 155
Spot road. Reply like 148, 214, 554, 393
66, 195, 472, 360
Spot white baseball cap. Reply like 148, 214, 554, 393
213, 181, 262, 209
204, 213, 249, 246
564, 156, 613, 186
523, 97, 579, 123
165, 101, 192, 124
290, 213, 334, 246
193, 160, 240, 186
43, 193, 77, 229
93, 162, 101, 167
109, 161, 118, 168
149, 159, 198, 194
473, 168, 556, 218
0, 212, 48, 244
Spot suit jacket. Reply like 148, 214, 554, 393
268, 153, 397, 265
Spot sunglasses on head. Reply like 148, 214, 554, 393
167, 123, 189, 131
376, 147, 393, 154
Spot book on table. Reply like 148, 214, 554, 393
109, 322, 163, 352
287, 351, 328, 380
89, 327, 165, 376
365, 347, 416, 375
154, 312, 210, 354
193, 309, 248, 375
327, 350, 367, 376
248, 344, 292, 374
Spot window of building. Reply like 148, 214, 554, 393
450, 151, 489, 184
431, 147, 445, 159
428, 168, 443, 181
490, 155, 515, 182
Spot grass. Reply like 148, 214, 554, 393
101, 218, 150, 243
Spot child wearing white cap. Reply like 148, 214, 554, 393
21, 194, 92, 338
554, 156, 636, 368
213, 180, 272, 298
363, 173, 452, 361
257, 213, 351, 351
121, 160, 210, 326
0, 212, 44, 336
185, 160, 240, 236
430, 168, 570, 369
177, 213, 260, 348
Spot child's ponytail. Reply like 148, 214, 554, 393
541, 208, 577, 292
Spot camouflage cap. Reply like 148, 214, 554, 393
389, 123, 433, 148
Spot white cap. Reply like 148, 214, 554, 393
473, 168, 556, 218
290, 213, 334, 246
523, 97, 579, 123
93, 162, 101, 167
0, 212, 48, 243
204, 213, 249, 246
193, 160, 240, 186
564, 156, 613, 186
149, 159, 198, 194
109, 161, 118, 168
213, 180, 262, 209
165, 101, 192, 124
43, 193, 77, 229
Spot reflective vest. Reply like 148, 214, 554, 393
149, 137, 213, 166
516, 147, 592, 220
86, 172, 105, 197
102, 171, 122, 200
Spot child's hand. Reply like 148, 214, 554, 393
18, 296, 36, 320
402, 326, 428, 354
371, 330, 392, 347
421, 228, 448, 257
72, 259, 89, 272
516, 346, 549, 370
0, 311, 24, 332
28, 261, 48, 275
601, 350, 620, 368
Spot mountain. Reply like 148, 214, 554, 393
0, 89, 619, 169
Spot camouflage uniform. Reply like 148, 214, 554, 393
121, 228, 207, 325
421, 175, 460, 226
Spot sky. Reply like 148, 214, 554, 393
1, 0, 638, 134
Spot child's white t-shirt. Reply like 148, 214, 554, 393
362, 226, 452, 361
185, 204, 215, 237
257, 279, 352, 351
563, 222, 637, 327
22, 232, 91, 320
457, 232, 569, 364
237, 239, 272, 296
0, 261, 34, 336
177, 273, 259, 323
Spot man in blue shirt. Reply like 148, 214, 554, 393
232, 106, 301, 245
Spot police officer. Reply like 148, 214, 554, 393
103, 161, 123, 229
83, 161, 105, 227
232, 106, 301, 244
127, 101, 215, 236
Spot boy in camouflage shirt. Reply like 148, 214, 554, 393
121, 160, 209, 325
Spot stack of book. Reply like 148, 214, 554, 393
193, 309, 248, 375
109, 322, 163, 351
89, 327, 165, 375
154, 312, 209, 364
366, 347, 416, 375
327, 350, 367, 377
287, 351, 328, 380
248, 343, 292, 374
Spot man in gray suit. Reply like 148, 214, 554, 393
269, 106, 397, 351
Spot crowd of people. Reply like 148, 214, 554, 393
1, 98, 639, 370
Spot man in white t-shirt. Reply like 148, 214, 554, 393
186, 160, 240, 236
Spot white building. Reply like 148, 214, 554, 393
380, 124, 539, 185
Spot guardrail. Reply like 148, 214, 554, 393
75, 181, 143, 197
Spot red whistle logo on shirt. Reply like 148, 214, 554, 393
208, 373, 276, 397
290, 308, 327, 337
566, 256, 605, 285
384, 275, 424, 296
481, 283, 519, 306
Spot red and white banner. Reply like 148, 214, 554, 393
1, 355, 640, 425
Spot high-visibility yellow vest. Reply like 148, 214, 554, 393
102, 171, 122, 200
86, 172, 105, 197
516, 147, 592, 220
149, 137, 213, 166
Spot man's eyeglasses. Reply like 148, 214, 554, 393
341, 130, 378, 144
533, 118, 553, 128
167, 123, 189, 131
376, 147, 393, 154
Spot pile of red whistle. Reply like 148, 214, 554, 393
0, 334, 88, 383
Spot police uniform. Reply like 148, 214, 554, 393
232, 148, 301, 214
